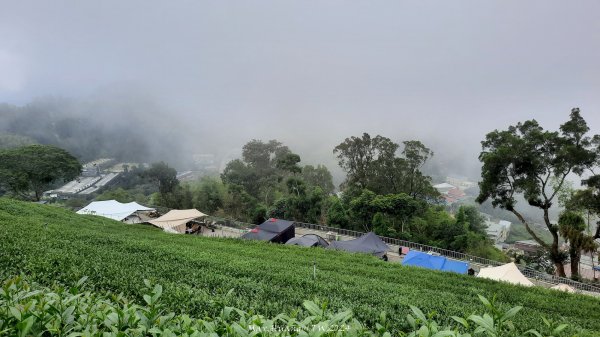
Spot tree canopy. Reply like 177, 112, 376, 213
0, 144, 81, 200
333, 133, 438, 198
477, 108, 599, 276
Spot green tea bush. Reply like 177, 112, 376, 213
0, 276, 592, 337
0, 199, 599, 335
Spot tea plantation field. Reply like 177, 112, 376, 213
1, 198, 599, 335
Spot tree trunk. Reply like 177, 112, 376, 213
555, 262, 566, 277
511, 208, 567, 277
570, 251, 581, 278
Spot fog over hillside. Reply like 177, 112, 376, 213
1, 1, 600, 184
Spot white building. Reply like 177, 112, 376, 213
485, 220, 511, 243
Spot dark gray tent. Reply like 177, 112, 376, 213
328, 232, 390, 257
241, 218, 295, 244
286, 234, 329, 248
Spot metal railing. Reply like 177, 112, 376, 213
204, 216, 254, 230
293, 221, 600, 294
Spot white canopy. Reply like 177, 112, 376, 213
77, 200, 155, 222
550, 283, 576, 293
148, 209, 207, 233
477, 262, 534, 287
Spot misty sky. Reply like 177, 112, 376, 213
1, 1, 600, 179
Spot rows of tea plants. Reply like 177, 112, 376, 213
0, 198, 599, 335
0, 276, 583, 336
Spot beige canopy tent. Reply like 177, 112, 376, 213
550, 283, 576, 293
148, 209, 207, 233
476, 262, 534, 287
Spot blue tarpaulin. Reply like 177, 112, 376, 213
402, 251, 468, 274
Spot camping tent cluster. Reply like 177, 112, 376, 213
76, 204, 565, 291
243, 219, 390, 258
77, 200, 208, 233
402, 251, 469, 274
77, 200, 155, 223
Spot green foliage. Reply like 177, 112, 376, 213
333, 132, 398, 190
268, 185, 326, 223
145, 161, 179, 196
565, 174, 600, 239
276, 153, 302, 175
1, 276, 583, 337
558, 211, 598, 278
335, 191, 503, 260
191, 176, 226, 213
64, 197, 90, 209
302, 165, 335, 194
506, 223, 553, 244
0, 198, 597, 335
476, 108, 599, 276
223, 184, 263, 223
0, 144, 81, 200
96, 187, 137, 203
325, 196, 349, 228
333, 133, 439, 198
220, 139, 335, 219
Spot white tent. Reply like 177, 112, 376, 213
550, 283, 576, 293
77, 200, 155, 223
476, 262, 534, 287
148, 209, 207, 233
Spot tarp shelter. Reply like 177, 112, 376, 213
241, 218, 295, 244
550, 283, 576, 293
328, 232, 390, 257
286, 234, 329, 248
476, 262, 534, 287
77, 200, 155, 223
402, 251, 468, 274
148, 209, 207, 233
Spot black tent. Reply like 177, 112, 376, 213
328, 232, 390, 257
241, 218, 295, 244
286, 234, 329, 248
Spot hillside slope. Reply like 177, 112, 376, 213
0, 198, 599, 334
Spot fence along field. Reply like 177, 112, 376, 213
0, 198, 599, 335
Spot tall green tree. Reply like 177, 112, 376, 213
558, 211, 598, 278
402, 140, 434, 197
0, 144, 81, 200
334, 133, 437, 198
145, 162, 179, 196
333, 133, 398, 190
222, 139, 298, 204
476, 108, 598, 276
301, 165, 335, 194
566, 174, 600, 238
193, 176, 226, 214
325, 196, 349, 228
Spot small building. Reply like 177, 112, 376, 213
486, 220, 511, 243
433, 183, 456, 194
514, 240, 543, 255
